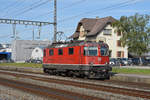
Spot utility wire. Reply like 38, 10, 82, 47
58, 0, 140, 23
2, 0, 42, 17
0, 34, 12, 38
1, 0, 21, 17
3, 0, 27, 17
30, 0, 87, 20
61, 0, 88, 10
12, 0, 50, 17
1, 0, 20, 11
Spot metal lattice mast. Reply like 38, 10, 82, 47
53, 0, 57, 43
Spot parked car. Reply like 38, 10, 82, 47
119, 58, 132, 66
127, 58, 132, 65
131, 58, 148, 66
25, 59, 42, 64
109, 58, 120, 66
146, 59, 150, 65
0, 59, 14, 63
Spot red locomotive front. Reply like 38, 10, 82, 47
43, 41, 112, 79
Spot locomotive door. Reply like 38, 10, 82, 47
79, 46, 82, 65
79, 46, 84, 65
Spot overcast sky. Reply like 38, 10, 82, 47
0, 0, 149, 43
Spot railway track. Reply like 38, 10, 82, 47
0, 70, 150, 100
0, 73, 102, 100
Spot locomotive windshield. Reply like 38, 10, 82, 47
84, 47, 98, 56
100, 45, 109, 56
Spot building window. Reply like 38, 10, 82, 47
117, 30, 121, 36
117, 51, 121, 58
103, 29, 112, 35
68, 48, 74, 55
117, 51, 124, 58
79, 26, 85, 37
49, 49, 54, 56
58, 49, 63, 55
109, 50, 112, 57
117, 40, 122, 47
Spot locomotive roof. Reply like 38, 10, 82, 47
46, 40, 108, 48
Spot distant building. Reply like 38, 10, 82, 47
0, 43, 11, 61
11, 40, 51, 62
70, 16, 128, 58
31, 47, 44, 60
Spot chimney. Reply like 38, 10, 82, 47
96, 16, 99, 19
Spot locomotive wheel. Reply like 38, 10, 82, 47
48, 69, 53, 75
105, 75, 110, 80
84, 75, 89, 79
43, 68, 48, 73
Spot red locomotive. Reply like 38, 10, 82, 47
43, 41, 112, 79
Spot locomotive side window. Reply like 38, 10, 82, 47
58, 48, 63, 55
49, 49, 54, 56
84, 47, 98, 56
100, 45, 109, 56
69, 48, 74, 55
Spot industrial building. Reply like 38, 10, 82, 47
11, 40, 51, 62
31, 47, 44, 61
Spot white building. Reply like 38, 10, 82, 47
11, 40, 51, 62
31, 47, 44, 60
70, 16, 128, 58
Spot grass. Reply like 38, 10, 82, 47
112, 67, 150, 75
0, 63, 42, 68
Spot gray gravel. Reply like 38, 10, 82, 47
0, 85, 52, 100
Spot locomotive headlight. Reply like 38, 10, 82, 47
102, 69, 106, 72
89, 62, 93, 65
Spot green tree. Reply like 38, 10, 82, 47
113, 13, 150, 60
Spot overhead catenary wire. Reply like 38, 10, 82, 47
0, 34, 12, 38
3, 0, 28, 17
1, 0, 22, 17
58, 0, 141, 23
2, 0, 43, 18
12, 0, 51, 17
1, 0, 21, 12
30, 0, 88, 20
11, 0, 43, 15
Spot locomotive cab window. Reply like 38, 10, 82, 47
58, 48, 63, 55
84, 47, 98, 56
49, 49, 54, 56
68, 48, 74, 55
100, 45, 109, 56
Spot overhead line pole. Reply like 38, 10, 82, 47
53, 0, 57, 43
